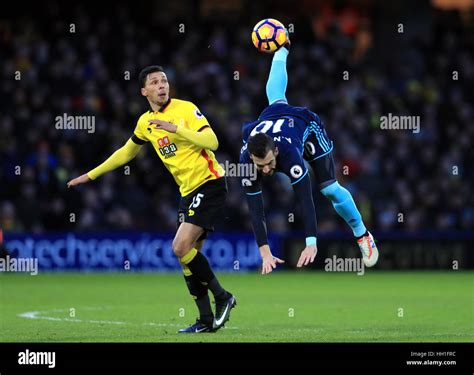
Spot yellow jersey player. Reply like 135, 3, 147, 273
67, 65, 236, 333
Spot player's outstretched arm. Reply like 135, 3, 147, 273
244, 188, 285, 275
291, 172, 319, 268
67, 138, 143, 188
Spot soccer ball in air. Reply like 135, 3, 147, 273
251, 18, 288, 53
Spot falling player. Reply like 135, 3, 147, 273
68, 65, 236, 332
240, 37, 379, 274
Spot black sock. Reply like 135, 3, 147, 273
183, 274, 213, 323
186, 251, 214, 281
186, 252, 227, 299
208, 278, 228, 301
195, 295, 213, 325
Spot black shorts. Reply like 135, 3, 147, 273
303, 142, 336, 190
176, 177, 227, 241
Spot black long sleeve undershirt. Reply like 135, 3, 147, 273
245, 192, 268, 247
291, 173, 317, 240
244, 172, 317, 247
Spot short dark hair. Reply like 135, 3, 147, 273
247, 133, 275, 158
138, 65, 165, 88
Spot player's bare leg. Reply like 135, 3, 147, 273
172, 222, 204, 258
173, 223, 212, 332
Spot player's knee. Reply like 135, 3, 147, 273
321, 181, 353, 205
320, 181, 340, 200
172, 238, 193, 258
322, 190, 336, 201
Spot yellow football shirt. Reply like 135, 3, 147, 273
133, 98, 225, 196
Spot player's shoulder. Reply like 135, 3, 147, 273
171, 98, 206, 119
277, 141, 307, 179
170, 98, 197, 110
136, 110, 153, 126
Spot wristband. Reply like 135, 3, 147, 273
305, 236, 317, 247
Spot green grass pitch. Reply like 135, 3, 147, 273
0, 271, 473, 342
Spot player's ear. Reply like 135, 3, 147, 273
249, 154, 254, 160
274, 147, 279, 156
140, 87, 147, 97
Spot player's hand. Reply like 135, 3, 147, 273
148, 119, 177, 133
261, 254, 285, 275
296, 245, 317, 268
67, 174, 91, 188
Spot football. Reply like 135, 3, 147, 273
251, 18, 287, 53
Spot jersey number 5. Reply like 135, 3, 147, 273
249, 119, 285, 137
190, 193, 204, 209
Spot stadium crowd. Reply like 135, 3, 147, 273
1, 1, 472, 235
